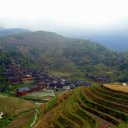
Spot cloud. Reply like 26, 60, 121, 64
0, 0, 128, 32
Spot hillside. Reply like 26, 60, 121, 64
0, 31, 124, 69
0, 31, 74, 71
67, 32, 128, 51
33, 85, 128, 128
0, 28, 30, 37
0, 31, 128, 128
0, 30, 128, 83
0, 94, 35, 128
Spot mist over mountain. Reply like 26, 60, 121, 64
0, 28, 30, 37
62, 30, 128, 51
0, 27, 128, 51
86, 36, 128, 51
0, 30, 124, 72
1, 0, 128, 127
1, 30, 128, 128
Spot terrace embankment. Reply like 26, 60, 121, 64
103, 83, 128, 93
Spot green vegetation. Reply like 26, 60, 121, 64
0, 94, 35, 127
44, 98, 57, 113
23, 89, 55, 102
0, 31, 128, 127
33, 85, 128, 128
0, 31, 128, 82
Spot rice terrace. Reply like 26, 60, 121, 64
1, 8, 128, 127
0, 34, 128, 128
103, 84, 128, 93
31, 83, 128, 128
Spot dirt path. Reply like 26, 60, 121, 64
30, 108, 38, 127
0, 112, 4, 119
51, 90, 56, 97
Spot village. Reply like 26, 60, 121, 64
2, 60, 91, 101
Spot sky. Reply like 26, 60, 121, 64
0, 0, 128, 35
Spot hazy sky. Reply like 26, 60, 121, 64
0, 0, 128, 35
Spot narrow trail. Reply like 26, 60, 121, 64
30, 108, 38, 127
51, 90, 56, 97
0, 112, 4, 119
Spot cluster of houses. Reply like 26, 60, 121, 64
2, 61, 91, 96
16, 82, 46, 96
87, 75, 110, 83
2, 62, 33, 83
16, 79, 91, 96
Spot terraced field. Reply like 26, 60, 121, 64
0, 94, 36, 128
103, 84, 128, 93
34, 84, 128, 128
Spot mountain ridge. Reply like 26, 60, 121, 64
0, 28, 30, 37
0, 30, 128, 81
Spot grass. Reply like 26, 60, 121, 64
93, 84, 128, 100
83, 89, 128, 122
44, 97, 57, 113
33, 84, 128, 128
103, 84, 128, 93
86, 88, 128, 113
90, 86, 128, 106
23, 89, 55, 102
33, 87, 98, 128
103, 84, 128, 94
7, 109, 35, 128
49, 71, 71, 77
7, 82, 33, 93
78, 91, 122, 125
0, 94, 35, 127
1, 83, 128, 128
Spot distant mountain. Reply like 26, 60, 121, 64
88, 35, 128, 51
0, 28, 30, 37
63, 30, 128, 51
0, 31, 125, 72
0, 31, 76, 72
0, 30, 128, 83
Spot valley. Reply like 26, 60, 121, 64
0, 31, 128, 128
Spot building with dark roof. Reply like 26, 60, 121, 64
16, 82, 47, 96
16, 87, 30, 96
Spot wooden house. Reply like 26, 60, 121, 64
21, 74, 32, 82
16, 87, 30, 96
8, 77, 21, 83
29, 85, 40, 92
39, 82, 47, 88
16, 83, 46, 96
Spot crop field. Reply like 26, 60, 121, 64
103, 84, 128, 93
0, 94, 35, 128
1, 84, 128, 128
23, 89, 55, 101
33, 84, 128, 128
